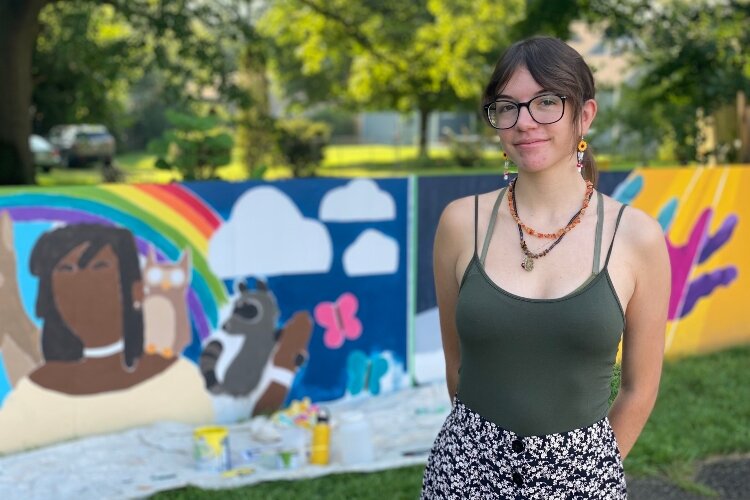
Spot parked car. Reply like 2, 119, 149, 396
29, 134, 61, 173
47, 124, 116, 167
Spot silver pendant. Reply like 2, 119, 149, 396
522, 255, 534, 272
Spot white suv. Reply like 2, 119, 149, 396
48, 124, 116, 167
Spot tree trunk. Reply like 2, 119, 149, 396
418, 107, 430, 158
738, 91, 750, 163
0, 0, 47, 185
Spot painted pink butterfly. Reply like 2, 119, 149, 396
314, 292, 363, 349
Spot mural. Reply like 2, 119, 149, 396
0, 178, 410, 453
1, 168, 746, 454
611, 167, 746, 357
413, 169, 748, 384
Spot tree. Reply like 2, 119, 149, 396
235, 40, 277, 179
258, 0, 524, 158
0, 0, 48, 185
511, 0, 588, 39
0, 0, 257, 185
588, 0, 750, 163
31, 3, 147, 137
148, 110, 234, 181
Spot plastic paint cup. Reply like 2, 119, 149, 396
193, 426, 231, 472
336, 411, 374, 465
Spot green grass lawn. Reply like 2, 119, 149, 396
33, 144, 674, 187
152, 344, 750, 499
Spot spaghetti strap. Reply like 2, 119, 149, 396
480, 187, 508, 265
592, 191, 604, 274
604, 203, 627, 268
473, 195, 479, 257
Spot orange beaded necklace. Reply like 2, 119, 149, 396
507, 179, 594, 239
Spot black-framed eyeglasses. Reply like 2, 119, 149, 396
484, 94, 567, 130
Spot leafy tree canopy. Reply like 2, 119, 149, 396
587, 0, 750, 162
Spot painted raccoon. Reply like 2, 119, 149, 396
199, 280, 281, 396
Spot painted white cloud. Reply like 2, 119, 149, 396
319, 178, 396, 222
343, 229, 398, 277
209, 186, 332, 278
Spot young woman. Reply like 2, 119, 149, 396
421, 37, 670, 498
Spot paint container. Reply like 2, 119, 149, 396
335, 411, 374, 465
193, 426, 231, 472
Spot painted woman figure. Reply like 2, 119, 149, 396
421, 37, 670, 498
0, 224, 213, 453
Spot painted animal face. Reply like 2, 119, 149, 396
142, 246, 191, 293
222, 282, 280, 335
144, 266, 187, 290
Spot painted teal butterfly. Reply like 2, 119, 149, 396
346, 350, 388, 396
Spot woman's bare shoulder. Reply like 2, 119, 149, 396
601, 194, 666, 254
439, 189, 505, 229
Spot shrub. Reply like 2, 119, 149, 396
444, 127, 484, 168
147, 110, 234, 180
276, 118, 331, 177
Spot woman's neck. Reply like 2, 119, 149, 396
511, 169, 591, 226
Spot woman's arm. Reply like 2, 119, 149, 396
433, 198, 470, 401
608, 208, 671, 459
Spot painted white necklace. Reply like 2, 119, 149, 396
83, 339, 125, 358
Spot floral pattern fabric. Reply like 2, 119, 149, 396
421, 398, 627, 499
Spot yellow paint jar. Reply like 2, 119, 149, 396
193, 426, 231, 471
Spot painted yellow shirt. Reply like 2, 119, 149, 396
0, 357, 214, 454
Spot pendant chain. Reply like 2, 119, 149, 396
510, 179, 594, 272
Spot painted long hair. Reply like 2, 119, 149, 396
482, 36, 599, 185
30, 224, 144, 368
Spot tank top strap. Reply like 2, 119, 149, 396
479, 187, 508, 265
592, 191, 604, 274
473, 195, 479, 257
604, 203, 628, 268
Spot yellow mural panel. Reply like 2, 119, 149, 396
624, 166, 749, 358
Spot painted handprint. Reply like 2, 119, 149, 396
613, 175, 738, 320
314, 292, 363, 349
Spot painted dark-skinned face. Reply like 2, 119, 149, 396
52, 242, 124, 348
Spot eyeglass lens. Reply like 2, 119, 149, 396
488, 95, 564, 129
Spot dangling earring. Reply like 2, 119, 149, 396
577, 138, 588, 174
503, 151, 510, 181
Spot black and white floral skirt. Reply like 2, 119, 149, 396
421, 398, 627, 499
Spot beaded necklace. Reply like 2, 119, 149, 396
510, 179, 595, 272
508, 179, 594, 238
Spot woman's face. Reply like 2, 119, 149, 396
497, 66, 595, 174
52, 242, 124, 347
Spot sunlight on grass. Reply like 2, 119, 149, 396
34, 144, 686, 187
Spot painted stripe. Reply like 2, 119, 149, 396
137, 184, 214, 238
161, 184, 223, 226
100, 185, 207, 253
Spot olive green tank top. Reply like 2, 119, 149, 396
455, 187, 626, 436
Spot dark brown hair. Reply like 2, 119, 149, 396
482, 36, 598, 185
30, 224, 144, 368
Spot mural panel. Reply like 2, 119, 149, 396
0, 178, 409, 453
613, 167, 746, 357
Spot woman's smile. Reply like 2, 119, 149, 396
514, 138, 549, 150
